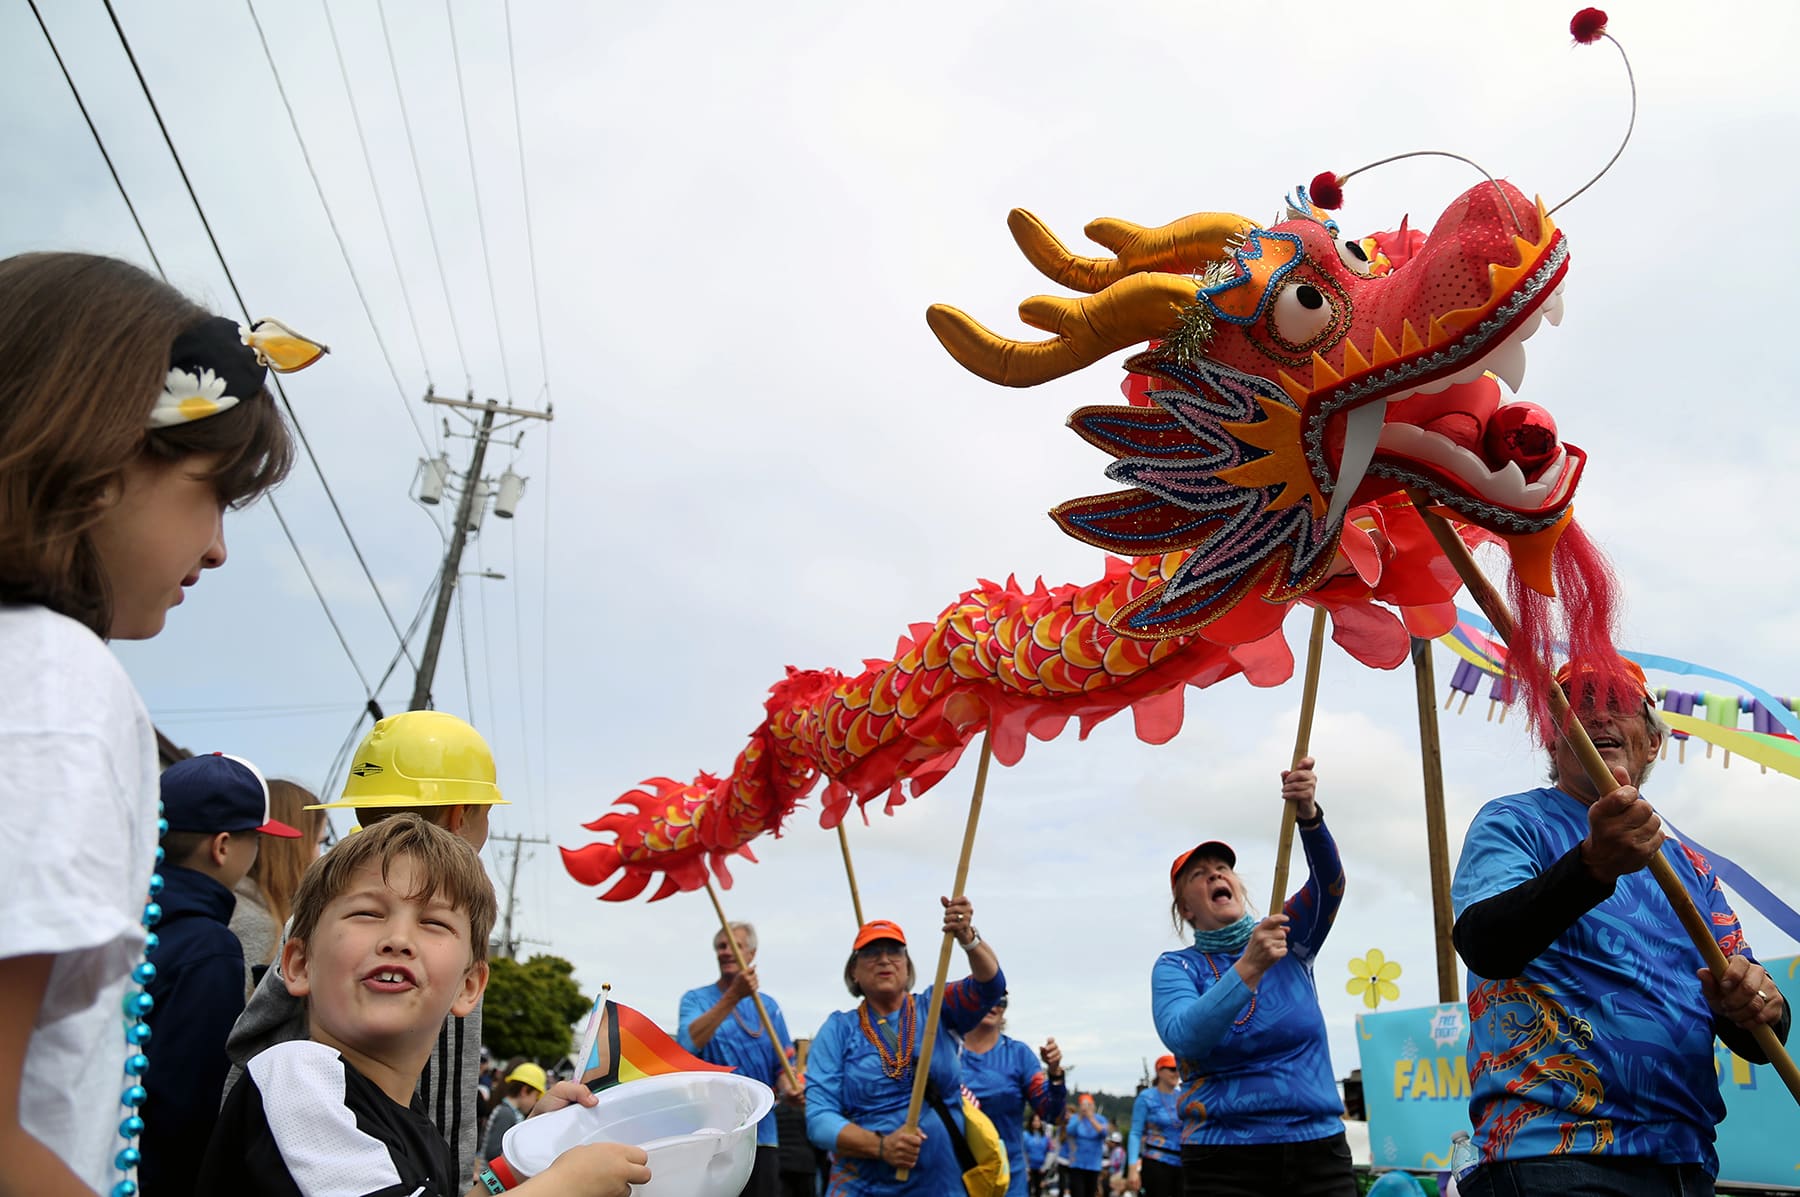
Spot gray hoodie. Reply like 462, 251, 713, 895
222, 946, 484, 1179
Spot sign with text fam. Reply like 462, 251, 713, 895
1354, 955, 1799, 1189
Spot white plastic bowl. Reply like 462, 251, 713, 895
500, 1072, 775, 1196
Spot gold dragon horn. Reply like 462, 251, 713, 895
925, 271, 1201, 388
1007, 208, 1259, 293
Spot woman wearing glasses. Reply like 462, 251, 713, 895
962, 994, 1066, 1197
805, 897, 1005, 1195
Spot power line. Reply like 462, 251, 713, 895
268, 499, 374, 694
502, 0, 552, 409
537, 417, 554, 839
454, 579, 476, 721
474, 537, 499, 732
444, 0, 514, 401
375, 0, 472, 393
502, 1, 553, 847
373, 572, 440, 698
40, 0, 390, 712
27, 0, 164, 278
318, 0, 438, 400
318, 703, 373, 815
508, 516, 539, 825
243, 0, 431, 455
101, 0, 421, 675
155, 700, 356, 716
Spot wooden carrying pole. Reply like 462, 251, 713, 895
703, 879, 801, 1092
837, 821, 866, 927
894, 730, 995, 1181
1410, 497, 1800, 1104
1270, 605, 1330, 914
1410, 636, 1460, 1002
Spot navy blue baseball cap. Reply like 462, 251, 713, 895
161, 753, 301, 837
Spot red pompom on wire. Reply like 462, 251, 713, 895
1308, 171, 1344, 210
1569, 8, 1608, 44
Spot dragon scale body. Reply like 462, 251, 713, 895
564, 500, 1460, 901
568, 177, 1606, 899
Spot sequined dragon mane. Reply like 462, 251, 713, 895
926, 181, 1579, 644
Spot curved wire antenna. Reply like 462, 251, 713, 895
1548, 32, 1636, 217
1338, 150, 1524, 234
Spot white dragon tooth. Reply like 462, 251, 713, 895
1514, 309, 1544, 342
1325, 402, 1387, 527
1486, 339, 1527, 393
1535, 453, 1566, 491
1493, 459, 1529, 501
1542, 291, 1565, 327
1453, 359, 1489, 386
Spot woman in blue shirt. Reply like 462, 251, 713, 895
961, 995, 1066, 1197
806, 897, 1005, 1195
1021, 1115, 1050, 1197
1126, 1054, 1182, 1195
1150, 757, 1352, 1196
1063, 1094, 1109, 1197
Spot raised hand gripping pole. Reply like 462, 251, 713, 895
703, 878, 801, 1093
895, 730, 995, 1181
1269, 605, 1329, 914
1409, 496, 1800, 1105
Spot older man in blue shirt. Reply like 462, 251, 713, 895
679, 920, 794, 1197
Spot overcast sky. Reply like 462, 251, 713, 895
6, 0, 1798, 1094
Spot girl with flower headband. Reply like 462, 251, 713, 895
0, 251, 318, 1195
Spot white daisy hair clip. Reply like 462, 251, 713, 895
149, 316, 328, 429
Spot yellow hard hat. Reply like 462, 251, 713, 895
505, 1062, 548, 1092
309, 711, 507, 809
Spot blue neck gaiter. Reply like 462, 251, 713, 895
1191, 913, 1256, 954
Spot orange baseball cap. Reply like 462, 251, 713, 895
1169, 840, 1236, 886
1155, 1054, 1177, 1071
852, 919, 907, 951
1554, 656, 1648, 691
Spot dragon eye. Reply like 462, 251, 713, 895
1270, 282, 1336, 345
1335, 239, 1374, 278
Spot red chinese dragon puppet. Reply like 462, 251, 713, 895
563, 173, 1611, 902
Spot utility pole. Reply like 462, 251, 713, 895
409, 392, 551, 711
492, 831, 552, 960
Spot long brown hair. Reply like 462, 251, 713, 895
244, 779, 328, 946
0, 253, 293, 636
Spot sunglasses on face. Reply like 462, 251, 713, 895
856, 942, 907, 962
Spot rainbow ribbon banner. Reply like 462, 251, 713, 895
1355, 958, 1800, 1187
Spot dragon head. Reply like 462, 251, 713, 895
928, 179, 1579, 640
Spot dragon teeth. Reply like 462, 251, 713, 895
1485, 339, 1527, 393
1327, 401, 1388, 527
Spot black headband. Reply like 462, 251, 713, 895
152, 316, 328, 428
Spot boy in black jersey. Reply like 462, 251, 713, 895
196, 815, 650, 1196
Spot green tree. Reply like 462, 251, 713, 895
482, 954, 593, 1062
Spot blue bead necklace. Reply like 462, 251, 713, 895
110, 802, 164, 1197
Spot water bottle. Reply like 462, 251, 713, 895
1448, 1129, 1480, 1180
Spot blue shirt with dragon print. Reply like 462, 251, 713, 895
1453, 786, 1757, 1175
